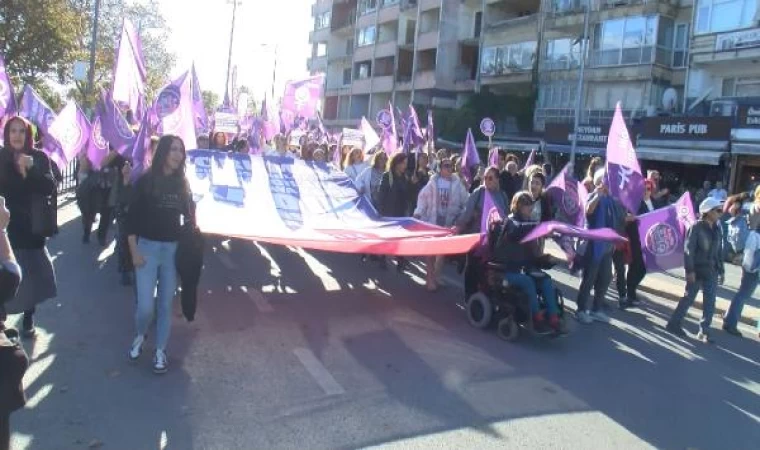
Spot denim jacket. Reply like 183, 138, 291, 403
684, 220, 725, 279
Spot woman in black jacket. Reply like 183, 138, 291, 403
378, 153, 410, 271
125, 135, 194, 374
0, 117, 58, 337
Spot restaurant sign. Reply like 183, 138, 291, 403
544, 123, 610, 147
739, 105, 760, 128
641, 117, 732, 141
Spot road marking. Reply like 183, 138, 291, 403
293, 348, 345, 396
288, 246, 341, 291
240, 286, 273, 313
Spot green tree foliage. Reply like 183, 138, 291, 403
201, 90, 219, 116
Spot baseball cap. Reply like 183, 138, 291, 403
699, 197, 723, 214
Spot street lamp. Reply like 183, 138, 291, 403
225, 0, 242, 106
86, 0, 102, 112
259, 43, 279, 101
569, 2, 591, 171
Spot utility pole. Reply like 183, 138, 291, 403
225, 0, 241, 106
271, 44, 278, 101
570, 4, 590, 171
86, 0, 102, 112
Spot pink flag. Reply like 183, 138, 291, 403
155, 70, 197, 150
461, 128, 481, 186
47, 100, 91, 164
361, 117, 380, 152
112, 19, 146, 120
606, 102, 644, 214
281, 75, 324, 121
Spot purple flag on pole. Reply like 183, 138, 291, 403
401, 118, 413, 154
281, 75, 324, 121
19, 85, 56, 135
488, 147, 499, 167
361, 117, 380, 152
461, 128, 480, 187
155, 70, 198, 150
476, 189, 504, 256
637, 192, 696, 272
47, 100, 91, 164
190, 63, 209, 135
425, 109, 434, 145
248, 119, 263, 155
521, 221, 627, 245
381, 127, 395, 156
129, 114, 152, 182
98, 90, 135, 154
388, 102, 398, 145
86, 114, 109, 169
112, 19, 146, 121
261, 96, 279, 141
407, 104, 424, 148
546, 163, 586, 228
606, 102, 644, 214
523, 148, 536, 169
0, 53, 16, 119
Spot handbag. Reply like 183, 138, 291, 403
30, 193, 58, 237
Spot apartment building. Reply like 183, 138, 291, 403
308, 0, 483, 128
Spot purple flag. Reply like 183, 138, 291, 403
546, 163, 586, 228
407, 104, 424, 148
381, 127, 395, 157
606, 102, 644, 214
461, 128, 480, 186
19, 85, 56, 135
248, 119, 263, 154
0, 53, 16, 119
523, 148, 536, 169
361, 117, 380, 152
488, 147, 499, 167
98, 90, 135, 154
401, 118, 413, 154
637, 192, 696, 272
425, 110, 434, 145
281, 75, 324, 121
47, 100, 91, 164
129, 114, 152, 182
155, 70, 198, 150
112, 19, 147, 121
86, 114, 109, 169
476, 189, 504, 256
190, 63, 209, 135
521, 221, 627, 245
261, 96, 279, 141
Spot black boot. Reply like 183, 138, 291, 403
22, 309, 36, 338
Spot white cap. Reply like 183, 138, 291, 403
699, 197, 723, 214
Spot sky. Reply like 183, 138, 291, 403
158, 0, 313, 104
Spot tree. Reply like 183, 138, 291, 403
0, 0, 85, 85
201, 90, 219, 116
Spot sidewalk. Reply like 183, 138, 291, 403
544, 244, 760, 327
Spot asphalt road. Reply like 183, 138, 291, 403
7, 203, 760, 450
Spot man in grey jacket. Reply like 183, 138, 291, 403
667, 197, 725, 342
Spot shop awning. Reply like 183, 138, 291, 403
731, 142, 760, 156
544, 144, 603, 156
476, 140, 539, 152
635, 147, 725, 165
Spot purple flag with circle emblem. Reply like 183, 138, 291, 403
637, 192, 696, 272
476, 189, 504, 256
47, 100, 90, 164
546, 164, 589, 264
19, 85, 57, 135
281, 75, 324, 122
461, 128, 480, 187
112, 19, 146, 121
98, 90, 135, 154
606, 102, 644, 214
86, 113, 109, 169
155, 70, 197, 150
0, 53, 16, 120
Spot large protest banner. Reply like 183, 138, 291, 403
187, 150, 479, 255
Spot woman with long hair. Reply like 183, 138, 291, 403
356, 151, 388, 210
378, 153, 411, 271
0, 117, 58, 337
125, 135, 194, 374
343, 147, 367, 182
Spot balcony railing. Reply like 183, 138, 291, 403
549, 0, 667, 15
331, 11, 357, 31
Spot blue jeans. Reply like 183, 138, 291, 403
134, 238, 178, 351
577, 251, 613, 312
670, 274, 717, 334
504, 272, 558, 316
724, 269, 758, 329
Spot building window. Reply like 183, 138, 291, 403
695, 0, 757, 34
315, 11, 331, 30
357, 26, 376, 47
343, 69, 352, 86
538, 81, 578, 108
474, 12, 483, 39
721, 77, 760, 96
381, 0, 399, 6
552, 0, 586, 15
355, 62, 372, 79
543, 38, 582, 70
359, 0, 378, 15
672, 23, 689, 68
592, 16, 657, 67
316, 43, 327, 57
480, 41, 537, 75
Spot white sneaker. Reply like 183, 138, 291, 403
153, 349, 168, 374
128, 335, 145, 361
590, 310, 611, 323
576, 310, 593, 324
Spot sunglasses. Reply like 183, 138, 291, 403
484, 176, 497, 181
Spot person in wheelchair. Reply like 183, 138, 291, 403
490, 191, 563, 334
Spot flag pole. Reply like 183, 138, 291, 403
86, 0, 102, 115
224, 0, 241, 105
570, 3, 590, 173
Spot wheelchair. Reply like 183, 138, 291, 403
465, 258, 567, 342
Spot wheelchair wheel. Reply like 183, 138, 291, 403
466, 292, 493, 329
497, 316, 519, 342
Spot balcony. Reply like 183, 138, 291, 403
545, 0, 679, 30
419, 0, 439, 10
372, 75, 394, 92
309, 28, 331, 43
352, 77, 372, 94
328, 53, 353, 65
378, 4, 400, 23
417, 30, 439, 50
395, 75, 413, 90
354, 44, 374, 60
486, 14, 538, 34
307, 56, 328, 73
414, 70, 436, 89
331, 11, 357, 34
691, 27, 760, 66
375, 40, 397, 58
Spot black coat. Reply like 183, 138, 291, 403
378, 171, 410, 217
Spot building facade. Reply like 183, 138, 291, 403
309, 0, 760, 190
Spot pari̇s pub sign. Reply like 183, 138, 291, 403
739, 105, 760, 128
642, 116, 732, 141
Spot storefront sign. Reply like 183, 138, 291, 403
544, 123, 610, 147
641, 117, 732, 141
739, 105, 760, 128
716, 27, 760, 52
